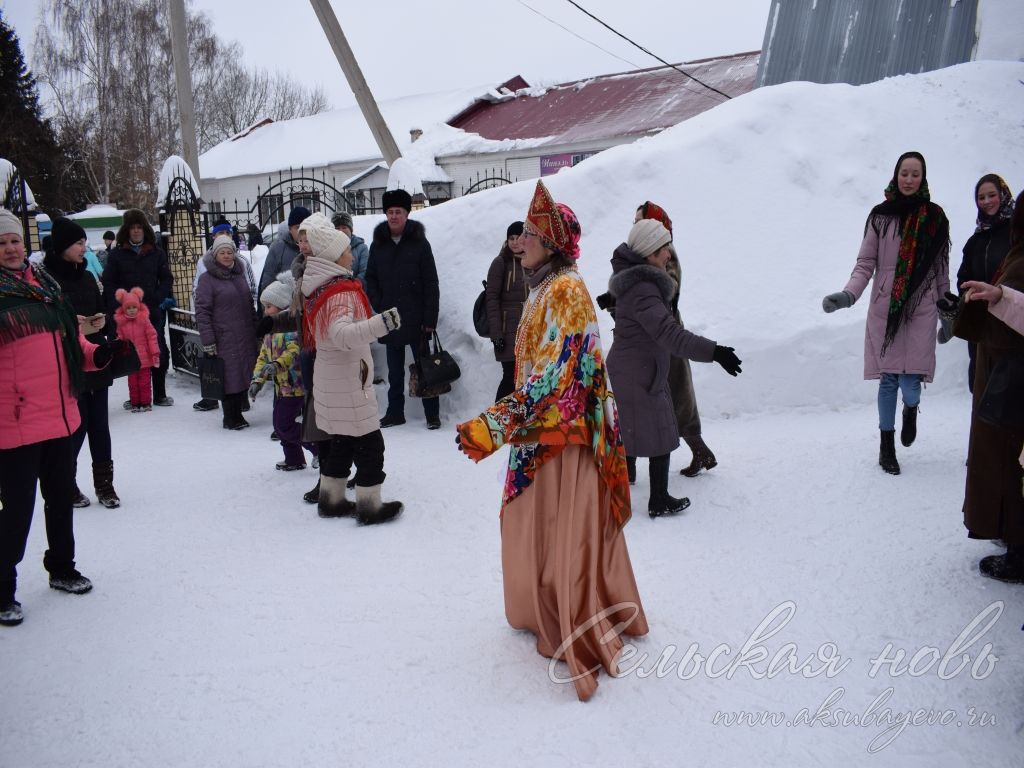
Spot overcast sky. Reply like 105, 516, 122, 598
3, 0, 769, 109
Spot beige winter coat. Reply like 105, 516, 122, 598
301, 257, 387, 437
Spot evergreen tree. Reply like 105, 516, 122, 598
0, 10, 90, 213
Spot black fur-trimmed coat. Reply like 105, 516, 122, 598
365, 219, 439, 346
606, 260, 716, 457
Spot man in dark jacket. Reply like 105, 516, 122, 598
102, 209, 174, 406
258, 206, 310, 300
365, 189, 441, 429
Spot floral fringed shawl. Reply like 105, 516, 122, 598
457, 268, 632, 527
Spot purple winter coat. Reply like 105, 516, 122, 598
195, 251, 257, 395
606, 259, 716, 458
843, 220, 950, 382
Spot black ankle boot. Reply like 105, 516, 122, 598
626, 456, 636, 485
879, 430, 900, 475
901, 405, 918, 447
681, 435, 718, 477
648, 454, 690, 517
979, 544, 1024, 584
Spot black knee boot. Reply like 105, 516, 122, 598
901, 405, 918, 447
647, 454, 690, 517
626, 456, 636, 485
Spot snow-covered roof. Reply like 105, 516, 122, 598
198, 83, 502, 180
66, 204, 126, 222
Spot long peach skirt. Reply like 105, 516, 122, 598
501, 445, 649, 701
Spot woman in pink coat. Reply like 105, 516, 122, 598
0, 209, 114, 627
822, 152, 950, 475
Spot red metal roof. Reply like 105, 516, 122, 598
448, 51, 760, 145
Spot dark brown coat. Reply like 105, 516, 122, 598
484, 244, 527, 363
955, 243, 1024, 545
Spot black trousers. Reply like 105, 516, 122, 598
495, 360, 516, 401
0, 436, 78, 602
72, 388, 112, 465
319, 430, 386, 487
152, 309, 169, 400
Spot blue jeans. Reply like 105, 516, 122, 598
877, 373, 921, 431
385, 342, 439, 420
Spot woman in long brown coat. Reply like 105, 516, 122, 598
954, 190, 1024, 584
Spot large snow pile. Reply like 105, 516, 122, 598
350, 60, 1024, 423
6, 61, 1024, 768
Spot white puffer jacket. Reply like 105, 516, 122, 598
301, 257, 387, 437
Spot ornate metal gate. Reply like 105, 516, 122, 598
158, 165, 354, 376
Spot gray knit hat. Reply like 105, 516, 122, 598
331, 211, 354, 230
627, 219, 672, 259
0, 209, 24, 239
260, 270, 296, 310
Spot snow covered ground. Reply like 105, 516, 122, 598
4, 61, 1024, 767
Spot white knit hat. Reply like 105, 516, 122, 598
0, 209, 23, 238
626, 219, 672, 259
260, 270, 295, 310
300, 212, 350, 262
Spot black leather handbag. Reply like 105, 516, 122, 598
416, 331, 461, 391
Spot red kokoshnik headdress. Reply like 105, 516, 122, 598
526, 180, 582, 260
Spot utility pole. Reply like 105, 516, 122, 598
168, 0, 201, 184
308, 0, 402, 165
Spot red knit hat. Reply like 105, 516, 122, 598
116, 287, 144, 310
526, 180, 581, 260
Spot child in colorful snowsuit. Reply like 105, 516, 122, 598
249, 273, 310, 470
114, 287, 160, 411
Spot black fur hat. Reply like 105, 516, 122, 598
381, 189, 412, 213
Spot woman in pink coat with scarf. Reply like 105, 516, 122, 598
822, 151, 950, 475
0, 210, 115, 626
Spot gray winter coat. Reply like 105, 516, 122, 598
259, 223, 301, 298
195, 250, 257, 395
485, 244, 527, 362
606, 257, 716, 457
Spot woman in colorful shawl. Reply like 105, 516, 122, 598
954, 190, 1024, 584
456, 181, 649, 701
822, 151, 950, 475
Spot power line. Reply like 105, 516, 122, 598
516, 0, 644, 71
563, 0, 733, 101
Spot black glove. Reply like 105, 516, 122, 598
936, 291, 959, 322
712, 345, 742, 376
255, 315, 274, 337
493, 338, 506, 354
455, 433, 464, 453
595, 292, 614, 311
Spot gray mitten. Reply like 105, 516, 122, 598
937, 316, 955, 344
248, 379, 263, 400
381, 307, 401, 333
259, 362, 278, 380
822, 290, 855, 313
